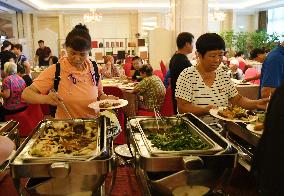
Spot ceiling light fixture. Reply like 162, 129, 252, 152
209, 0, 226, 22
83, 9, 102, 23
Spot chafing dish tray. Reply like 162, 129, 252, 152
135, 117, 223, 156
13, 117, 105, 163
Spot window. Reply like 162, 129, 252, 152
267, 7, 284, 37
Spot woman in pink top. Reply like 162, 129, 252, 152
22, 24, 117, 119
0, 62, 27, 121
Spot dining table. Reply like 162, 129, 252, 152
101, 78, 138, 117
231, 79, 259, 100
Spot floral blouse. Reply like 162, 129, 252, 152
2, 74, 27, 110
134, 75, 166, 111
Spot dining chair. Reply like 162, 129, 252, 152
103, 86, 126, 144
5, 104, 44, 137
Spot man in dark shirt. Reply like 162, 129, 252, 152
35, 40, 51, 66
169, 32, 194, 113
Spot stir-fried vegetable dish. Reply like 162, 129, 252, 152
147, 122, 209, 151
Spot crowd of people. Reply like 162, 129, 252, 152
1, 23, 284, 195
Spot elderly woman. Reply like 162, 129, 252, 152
175, 33, 268, 117
227, 59, 244, 80
101, 55, 120, 78
22, 24, 116, 119
0, 62, 27, 121
133, 64, 165, 111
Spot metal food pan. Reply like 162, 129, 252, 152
137, 117, 223, 156
17, 118, 104, 163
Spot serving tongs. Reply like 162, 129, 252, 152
50, 89, 73, 120
154, 107, 168, 132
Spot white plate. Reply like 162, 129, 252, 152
88, 99, 128, 110
209, 107, 258, 123
115, 144, 134, 158
246, 124, 263, 134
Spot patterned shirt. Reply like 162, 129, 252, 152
134, 75, 166, 110
175, 66, 238, 107
2, 74, 27, 110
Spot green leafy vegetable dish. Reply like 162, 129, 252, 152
147, 122, 209, 151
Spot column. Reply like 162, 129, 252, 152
174, 0, 208, 38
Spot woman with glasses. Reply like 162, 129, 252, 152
22, 24, 116, 119
175, 33, 268, 117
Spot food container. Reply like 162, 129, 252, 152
136, 117, 223, 156
10, 117, 115, 195
127, 113, 238, 195
225, 121, 261, 171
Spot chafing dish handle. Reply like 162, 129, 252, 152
48, 162, 70, 178
107, 125, 121, 139
183, 156, 204, 170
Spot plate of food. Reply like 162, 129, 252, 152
209, 106, 258, 123
246, 123, 263, 134
88, 99, 128, 110
246, 113, 265, 134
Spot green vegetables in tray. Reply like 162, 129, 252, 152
147, 122, 209, 151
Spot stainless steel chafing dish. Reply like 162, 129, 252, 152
127, 114, 238, 195
225, 121, 261, 171
10, 116, 116, 195
0, 120, 19, 172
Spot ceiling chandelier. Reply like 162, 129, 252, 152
208, 0, 226, 22
83, 9, 103, 23
209, 9, 226, 21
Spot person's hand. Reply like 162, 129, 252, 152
44, 57, 49, 61
205, 105, 217, 113
44, 90, 63, 106
256, 98, 270, 110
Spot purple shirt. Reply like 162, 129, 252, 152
2, 74, 27, 110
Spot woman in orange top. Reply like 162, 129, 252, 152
22, 24, 116, 119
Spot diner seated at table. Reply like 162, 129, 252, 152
131, 64, 166, 111
227, 59, 244, 80
243, 48, 266, 84
17, 64, 32, 86
0, 62, 27, 121
101, 55, 120, 78
130, 56, 143, 81
175, 33, 268, 117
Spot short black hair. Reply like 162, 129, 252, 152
65, 23, 91, 51
132, 56, 142, 62
196, 33, 225, 57
13, 43, 23, 52
250, 48, 266, 60
235, 51, 244, 57
38, 40, 44, 44
139, 64, 153, 76
176, 32, 194, 49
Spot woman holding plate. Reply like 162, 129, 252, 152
22, 24, 117, 119
175, 33, 268, 118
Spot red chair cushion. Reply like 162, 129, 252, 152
137, 110, 155, 117
238, 61, 246, 72
153, 70, 164, 82
124, 63, 133, 77
160, 60, 167, 77
5, 104, 44, 137
40, 104, 50, 115
103, 86, 125, 144
161, 85, 174, 116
